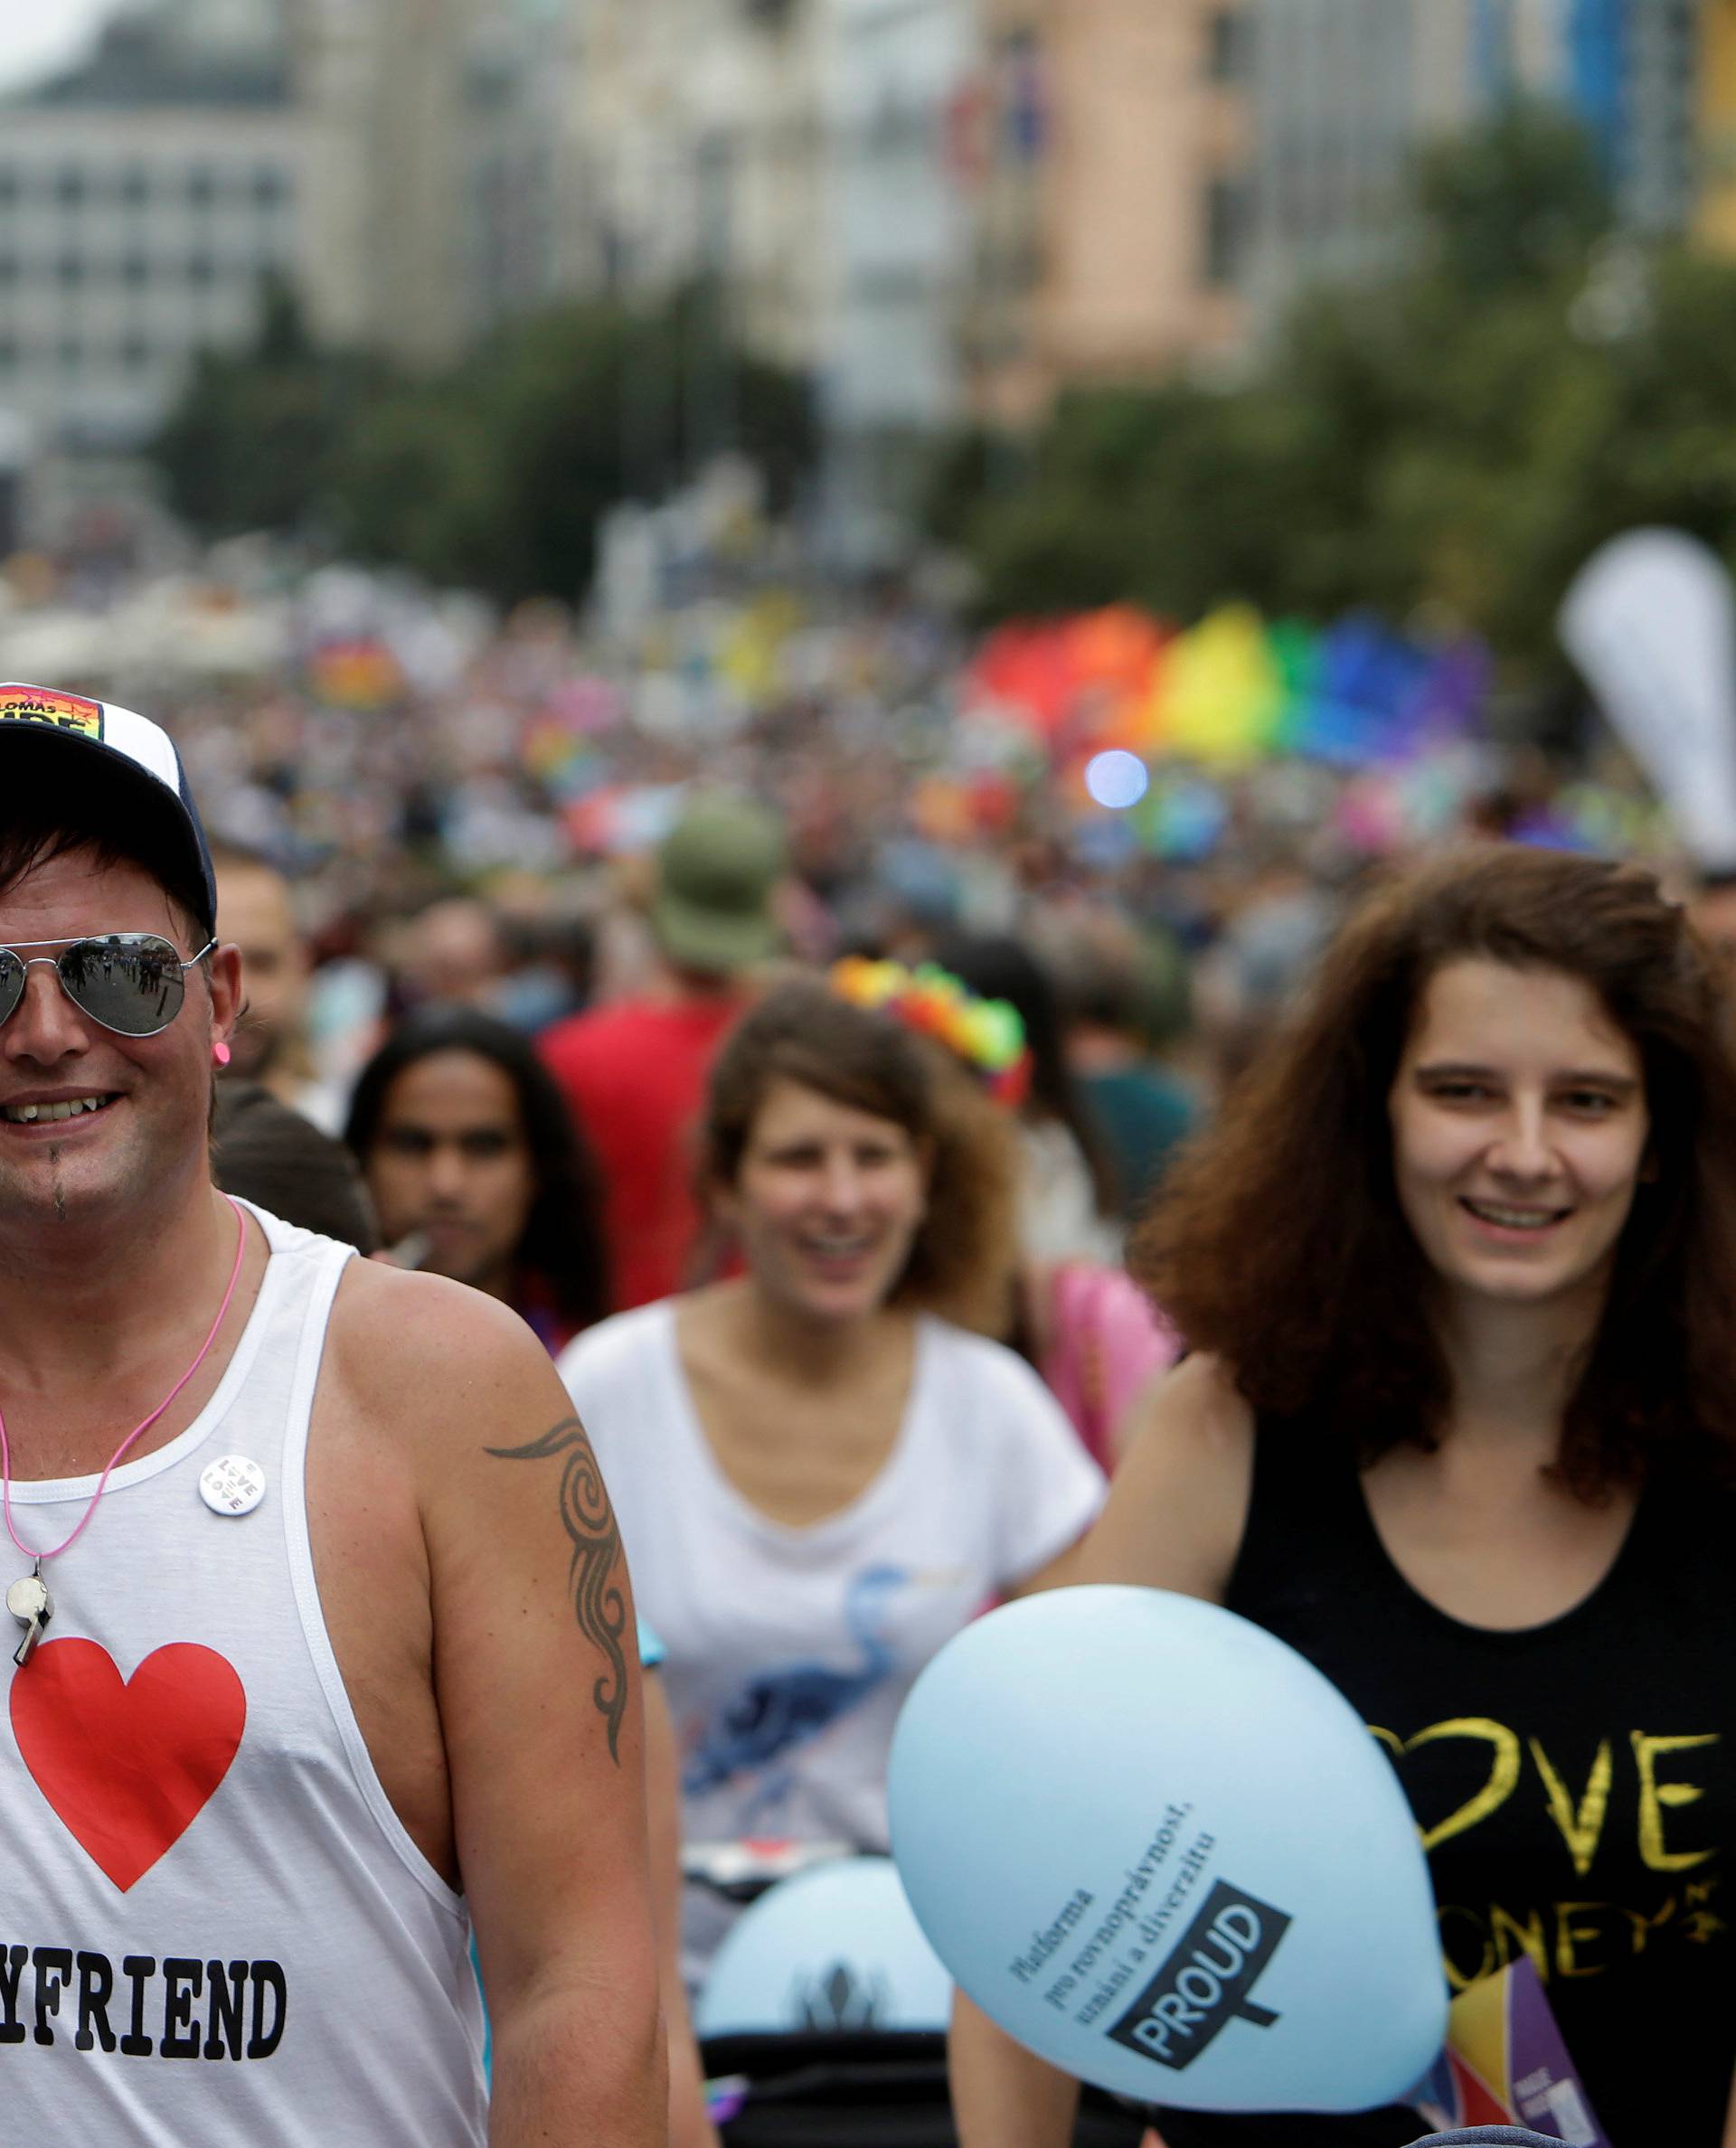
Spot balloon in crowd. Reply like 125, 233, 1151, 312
889, 1587, 1448, 2112
694, 1857, 952, 2039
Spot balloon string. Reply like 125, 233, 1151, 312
0, 1195, 250, 1564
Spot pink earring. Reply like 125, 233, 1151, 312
212, 1041, 231, 1069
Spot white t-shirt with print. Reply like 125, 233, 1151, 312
556, 1303, 1106, 1855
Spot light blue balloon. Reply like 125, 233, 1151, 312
696, 1855, 952, 2038
889, 1587, 1446, 2113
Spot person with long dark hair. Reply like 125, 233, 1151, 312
951, 847, 1736, 2148
346, 1006, 609, 1351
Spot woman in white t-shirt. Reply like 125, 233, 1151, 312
557, 977, 1106, 1975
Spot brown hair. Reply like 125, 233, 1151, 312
702, 980, 1020, 1328
212, 1081, 380, 1253
1132, 845, 1736, 1495
0, 741, 209, 943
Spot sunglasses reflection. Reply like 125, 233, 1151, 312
0, 934, 212, 1038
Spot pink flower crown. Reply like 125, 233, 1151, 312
830, 957, 1033, 1106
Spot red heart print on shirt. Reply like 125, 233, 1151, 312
10, 1639, 247, 1891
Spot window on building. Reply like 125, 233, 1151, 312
188, 252, 215, 286
1206, 8, 1248, 84
58, 254, 82, 289
121, 334, 151, 371
0, 170, 16, 208
57, 167, 85, 207
0, 337, 15, 371
59, 336, 82, 372
253, 165, 288, 208
1203, 176, 1249, 287
121, 252, 149, 287
0, 255, 17, 286
120, 164, 149, 207
187, 165, 215, 207
996, 29, 1044, 165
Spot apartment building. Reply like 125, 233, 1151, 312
570, 0, 826, 371
965, 0, 1250, 425
0, 0, 305, 452
0, 0, 588, 461
1240, 0, 1702, 332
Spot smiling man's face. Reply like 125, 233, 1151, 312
0, 847, 239, 1231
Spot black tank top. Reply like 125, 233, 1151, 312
1152, 1418, 1736, 2148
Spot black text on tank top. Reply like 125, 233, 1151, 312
1182, 1419, 1736, 2148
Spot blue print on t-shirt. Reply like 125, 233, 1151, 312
683, 1564, 910, 1794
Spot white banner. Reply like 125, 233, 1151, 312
1560, 529, 1736, 871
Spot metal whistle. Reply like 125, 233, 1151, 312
7, 1560, 52, 1669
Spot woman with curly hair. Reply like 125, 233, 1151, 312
557, 976, 1106, 1977
951, 847, 1736, 2148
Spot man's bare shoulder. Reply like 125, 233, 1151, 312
324, 1260, 561, 1465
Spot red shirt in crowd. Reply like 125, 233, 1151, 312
540, 993, 743, 1311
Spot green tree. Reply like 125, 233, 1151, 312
932, 101, 1736, 670
1412, 102, 1610, 295
152, 280, 816, 602
153, 279, 395, 539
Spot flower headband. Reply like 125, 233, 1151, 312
830, 956, 1032, 1106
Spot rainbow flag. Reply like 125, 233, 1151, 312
963, 604, 1490, 772
1411, 1960, 1609, 2144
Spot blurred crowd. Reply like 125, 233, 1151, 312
16, 530, 1715, 2065
46, 559, 1663, 1178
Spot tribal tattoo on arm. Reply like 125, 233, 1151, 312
487, 1416, 630, 1763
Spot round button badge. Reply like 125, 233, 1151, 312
200, 1455, 267, 1518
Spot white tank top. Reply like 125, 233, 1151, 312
0, 1204, 488, 2146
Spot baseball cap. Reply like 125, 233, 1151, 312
0, 683, 217, 935
651, 791, 784, 977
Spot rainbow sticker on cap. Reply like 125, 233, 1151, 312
0, 684, 104, 740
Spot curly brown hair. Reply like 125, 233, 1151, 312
701, 980, 1020, 1330
1131, 845, 1736, 1496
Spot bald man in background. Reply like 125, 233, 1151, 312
212, 839, 344, 1133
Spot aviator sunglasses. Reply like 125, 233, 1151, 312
0, 933, 218, 1039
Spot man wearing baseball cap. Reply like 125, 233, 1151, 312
0, 685, 663, 2143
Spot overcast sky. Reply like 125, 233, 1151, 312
0, 1, 119, 93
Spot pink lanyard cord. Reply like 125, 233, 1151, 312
0, 1194, 250, 1565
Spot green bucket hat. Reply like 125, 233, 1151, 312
652, 791, 785, 976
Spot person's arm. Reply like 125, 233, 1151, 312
987, 1348, 1109, 1602
645, 1668, 722, 2148
394, 1286, 665, 2147
1005, 1538, 1084, 1596
952, 1990, 1084, 2148
950, 1353, 1253, 2148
